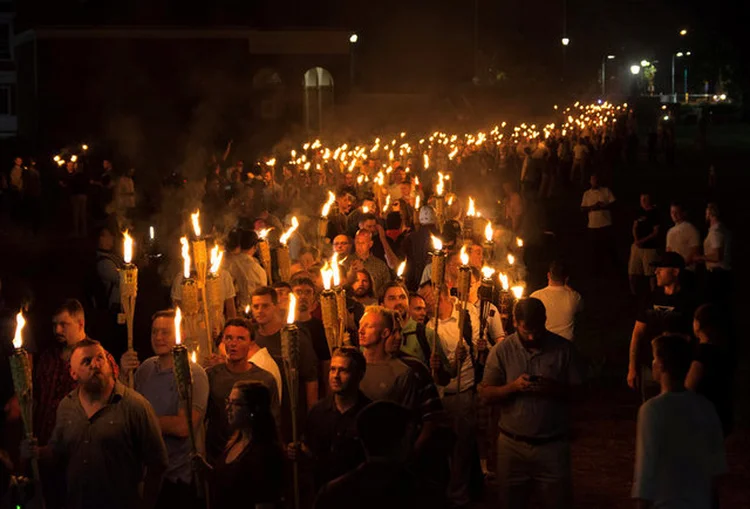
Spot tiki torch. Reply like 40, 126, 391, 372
429, 235, 446, 380
413, 195, 421, 232
281, 294, 301, 509
463, 197, 476, 240
120, 231, 138, 388
257, 228, 273, 285
455, 247, 472, 393
497, 272, 513, 322
172, 307, 196, 453
277, 217, 299, 282
395, 260, 407, 285
319, 263, 339, 353
434, 174, 446, 234
9, 311, 43, 488
483, 221, 495, 263
206, 244, 224, 346
180, 237, 201, 353
477, 266, 496, 364
331, 254, 350, 346
190, 210, 208, 287
319, 191, 335, 254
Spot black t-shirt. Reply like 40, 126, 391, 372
694, 343, 733, 436
299, 317, 332, 361
635, 207, 660, 249
636, 288, 697, 363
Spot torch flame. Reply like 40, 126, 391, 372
258, 228, 272, 240
191, 351, 197, 364
414, 195, 420, 210
123, 230, 134, 264
266, 158, 276, 166
287, 293, 297, 325
244, 304, 250, 315
516, 237, 524, 248
180, 237, 191, 279
467, 197, 476, 217
447, 195, 455, 206
484, 221, 493, 242
174, 307, 182, 345
321, 191, 336, 217
279, 217, 299, 246
507, 253, 515, 265
321, 262, 334, 290
397, 260, 406, 277
499, 273, 510, 291
423, 153, 429, 169
209, 244, 223, 274
460, 246, 469, 266
431, 235, 443, 251
191, 210, 202, 238
149, 226, 155, 241
436, 173, 445, 196
382, 194, 391, 213
53, 154, 61, 162
362, 205, 369, 214
481, 266, 496, 279
331, 253, 341, 287
511, 286, 525, 300
12, 311, 25, 349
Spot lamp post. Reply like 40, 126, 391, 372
671, 51, 690, 103
601, 54, 615, 96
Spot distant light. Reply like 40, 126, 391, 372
680, 29, 688, 36
630, 65, 641, 75
685, 51, 691, 56
597, 99, 603, 104
607, 55, 616, 60
349, 33, 358, 44
663, 116, 670, 121
640, 60, 651, 67
561, 37, 570, 46
719, 94, 727, 101
676, 52, 684, 57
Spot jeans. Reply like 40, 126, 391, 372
496, 433, 572, 509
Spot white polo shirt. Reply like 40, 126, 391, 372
666, 221, 700, 271
704, 222, 731, 271
530, 285, 583, 341
581, 187, 615, 229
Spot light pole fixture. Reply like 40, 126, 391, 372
607, 54, 615, 60
561, 37, 570, 46
601, 55, 615, 96
349, 33, 359, 44
640, 60, 651, 67
671, 50, 690, 103
679, 29, 688, 36
630, 64, 641, 75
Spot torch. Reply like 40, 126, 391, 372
429, 235, 446, 380
190, 210, 208, 288
331, 254, 350, 346
119, 231, 138, 388
319, 191, 335, 255
455, 247, 472, 394
413, 195, 421, 232
281, 294, 301, 509
483, 221, 495, 263
172, 307, 196, 453
206, 244, 224, 348
463, 197, 476, 240
434, 174, 446, 234
9, 311, 43, 489
277, 217, 299, 282
395, 260, 407, 285
497, 272, 513, 324
477, 266, 496, 364
257, 228, 273, 285
180, 237, 201, 353
319, 263, 340, 353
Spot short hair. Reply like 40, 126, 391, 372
331, 346, 367, 378
357, 401, 412, 457
359, 212, 377, 224
351, 270, 375, 297
151, 309, 176, 323
706, 202, 720, 219
290, 277, 316, 292
379, 281, 408, 304
670, 200, 686, 212
513, 298, 547, 326
251, 286, 278, 305
232, 381, 277, 444
651, 334, 693, 380
272, 281, 292, 292
226, 229, 241, 251
240, 229, 259, 251
694, 303, 726, 344
222, 317, 254, 339
364, 305, 395, 332
548, 260, 569, 283
70, 338, 103, 359
55, 299, 85, 320
409, 292, 425, 304
355, 229, 373, 240
418, 280, 433, 291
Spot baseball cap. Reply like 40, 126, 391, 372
652, 252, 685, 270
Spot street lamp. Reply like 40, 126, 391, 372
601, 55, 615, 96
349, 34, 359, 88
561, 37, 570, 46
630, 64, 641, 75
640, 60, 651, 67
349, 33, 358, 44
680, 29, 688, 36
671, 50, 690, 103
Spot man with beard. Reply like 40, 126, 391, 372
118, 310, 209, 508
479, 298, 584, 509
34, 299, 119, 446
350, 269, 377, 307
24, 339, 168, 509
326, 187, 357, 241
344, 229, 392, 299
289, 347, 371, 490
292, 277, 333, 396
204, 318, 280, 462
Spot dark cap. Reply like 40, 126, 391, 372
652, 252, 685, 270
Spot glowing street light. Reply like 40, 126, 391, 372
561, 37, 570, 46
349, 33, 358, 44
607, 55, 616, 60
676, 52, 684, 57
630, 64, 641, 75
640, 60, 651, 67
679, 29, 688, 36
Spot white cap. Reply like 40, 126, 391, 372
419, 205, 436, 225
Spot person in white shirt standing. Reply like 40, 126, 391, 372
580, 174, 617, 276
632, 334, 726, 509
530, 261, 583, 341
696, 202, 732, 304
666, 202, 701, 288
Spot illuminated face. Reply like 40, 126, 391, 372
355, 233, 373, 257
337, 194, 354, 214
333, 236, 352, 256
409, 296, 427, 323
292, 284, 315, 313
382, 286, 409, 318
53, 311, 84, 347
469, 245, 483, 268
226, 387, 250, 429
274, 287, 291, 310
70, 345, 112, 390
352, 272, 372, 297
299, 252, 316, 271
329, 355, 357, 394
358, 312, 387, 348
151, 317, 176, 356
360, 219, 378, 235
655, 266, 678, 287
251, 294, 277, 326
222, 325, 252, 363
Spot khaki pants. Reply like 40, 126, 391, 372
496, 432, 572, 509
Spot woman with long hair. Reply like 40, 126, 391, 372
194, 381, 284, 508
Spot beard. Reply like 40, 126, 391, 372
353, 286, 370, 298
81, 371, 109, 394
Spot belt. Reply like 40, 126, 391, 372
499, 427, 566, 446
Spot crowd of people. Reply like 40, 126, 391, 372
0, 100, 736, 509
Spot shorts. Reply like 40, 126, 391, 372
628, 245, 658, 276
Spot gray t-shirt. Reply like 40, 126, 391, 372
205, 363, 280, 461
49, 382, 169, 509
134, 357, 209, 483
360, 358, 418, 412
482, 332, 583, 438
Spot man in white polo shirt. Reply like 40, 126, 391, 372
530, 261, 583, 341
581, 174, 616, 275
666, 201, 700, 288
